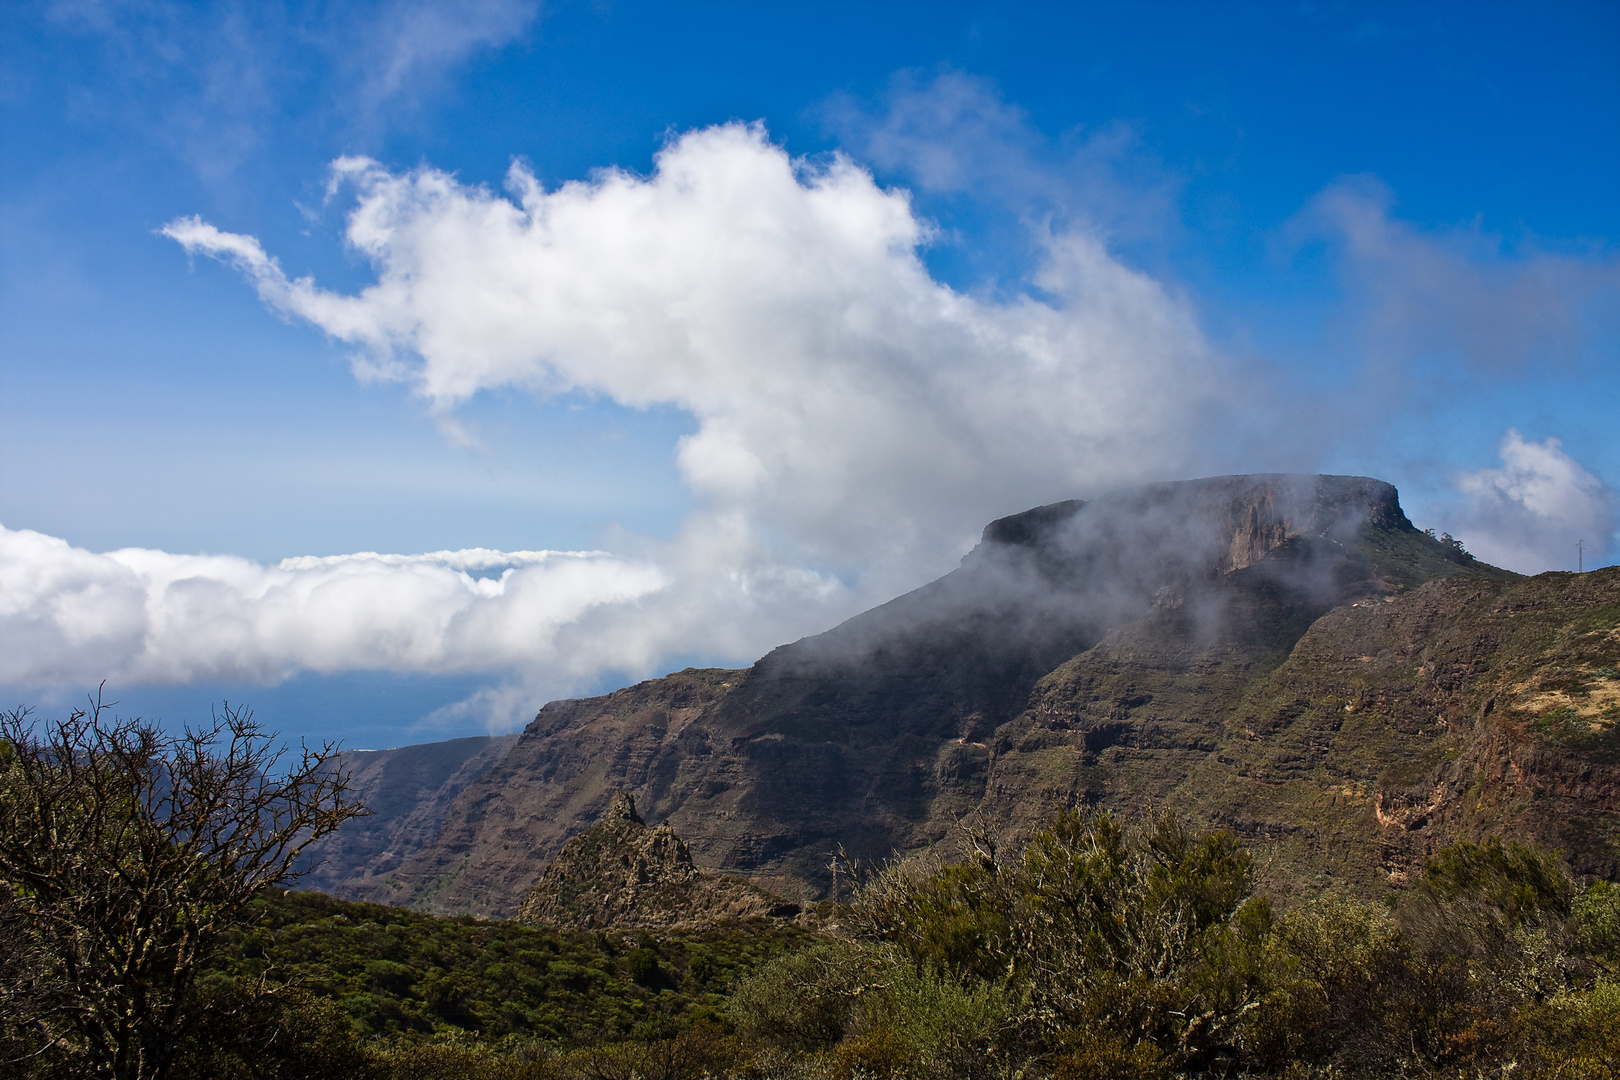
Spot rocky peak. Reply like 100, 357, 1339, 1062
605, 790, 644, 825
516, 790, 795, 930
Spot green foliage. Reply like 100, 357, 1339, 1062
842, 962, 1012, 1078
840, 817, 1620, 1078
1572, 879, 1620, 969
200, 888, 810, 1045
1414, 835, 1572, 922
850, 808, 1269, 1072
19, 781, 1620, 1079
726, 940, 874, 1052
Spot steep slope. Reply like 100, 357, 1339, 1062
309, 473, 1604, 918
981, 566, 1620, 902
297, 734, 518, 897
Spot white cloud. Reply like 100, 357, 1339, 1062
1452, 430, 1617, 573
0, 526, 664, 686
164, 121, 1227, 589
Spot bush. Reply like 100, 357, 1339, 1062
170, 980, 370, 1080
854, 808, 1270, 1070
839, 962, 1012, 1079
1241, 893, 1402, 1071
1572, 879, 1620, 970
727, 940, 877, 1052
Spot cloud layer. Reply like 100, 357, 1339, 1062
0, 526, 664, 687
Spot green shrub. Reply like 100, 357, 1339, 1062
828, 962, 1012, 1079
170, 980, 370, 1080
852, 808, 1271, 1072
1241, 893, 1402, 1071
727, 940, 876, 1052
1572, 879, 1620, 970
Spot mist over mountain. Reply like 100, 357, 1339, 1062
299, 474, 1618, 915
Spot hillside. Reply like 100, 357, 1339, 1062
298, 733, 520, 899
298, 474, 1619, 917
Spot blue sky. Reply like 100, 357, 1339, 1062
3, 1, 1617, 747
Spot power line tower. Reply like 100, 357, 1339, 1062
1578, 538, 1584, 573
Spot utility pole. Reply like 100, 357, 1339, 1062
1578, 538, 1584, 573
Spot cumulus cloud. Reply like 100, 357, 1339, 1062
164, 122, 1227, 588
1452, 431, 1617, 573
1290, 176, 1620, 373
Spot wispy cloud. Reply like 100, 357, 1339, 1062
821, 70, 1178, 259
348, 0, 540, 115
1288, 176, 1620, 374
39, 0, 541, 176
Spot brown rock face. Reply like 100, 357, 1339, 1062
516, 792, 794, 930
301, 475, 1619, 917
296, 734, 519, 897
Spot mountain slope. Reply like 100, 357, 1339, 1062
297, 734, 519, 897
301, 475, 1620, 917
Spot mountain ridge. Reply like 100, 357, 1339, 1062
298, 474, 1619, 917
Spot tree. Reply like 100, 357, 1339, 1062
0, 691, 365, 1080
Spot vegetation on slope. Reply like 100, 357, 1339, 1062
8, 784, 1620, 1078
198, 889, 808, 1044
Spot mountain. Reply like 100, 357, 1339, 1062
299, 474, 1620, 917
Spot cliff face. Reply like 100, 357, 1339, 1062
296, 734, 519, 898
301, 474, 1620, 917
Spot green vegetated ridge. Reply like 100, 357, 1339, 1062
995, 563, 1620, 904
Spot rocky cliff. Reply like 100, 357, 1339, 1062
300, 474, 1620, 916
296, 734, 519, 897
515, 791, 797, 930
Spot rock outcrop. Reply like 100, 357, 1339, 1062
515, 792, 796, 930
298, 474, 1620, 916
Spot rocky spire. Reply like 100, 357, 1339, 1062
606, 790, 644, 825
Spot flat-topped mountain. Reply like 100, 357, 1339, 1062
300, 474, 1620, 916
